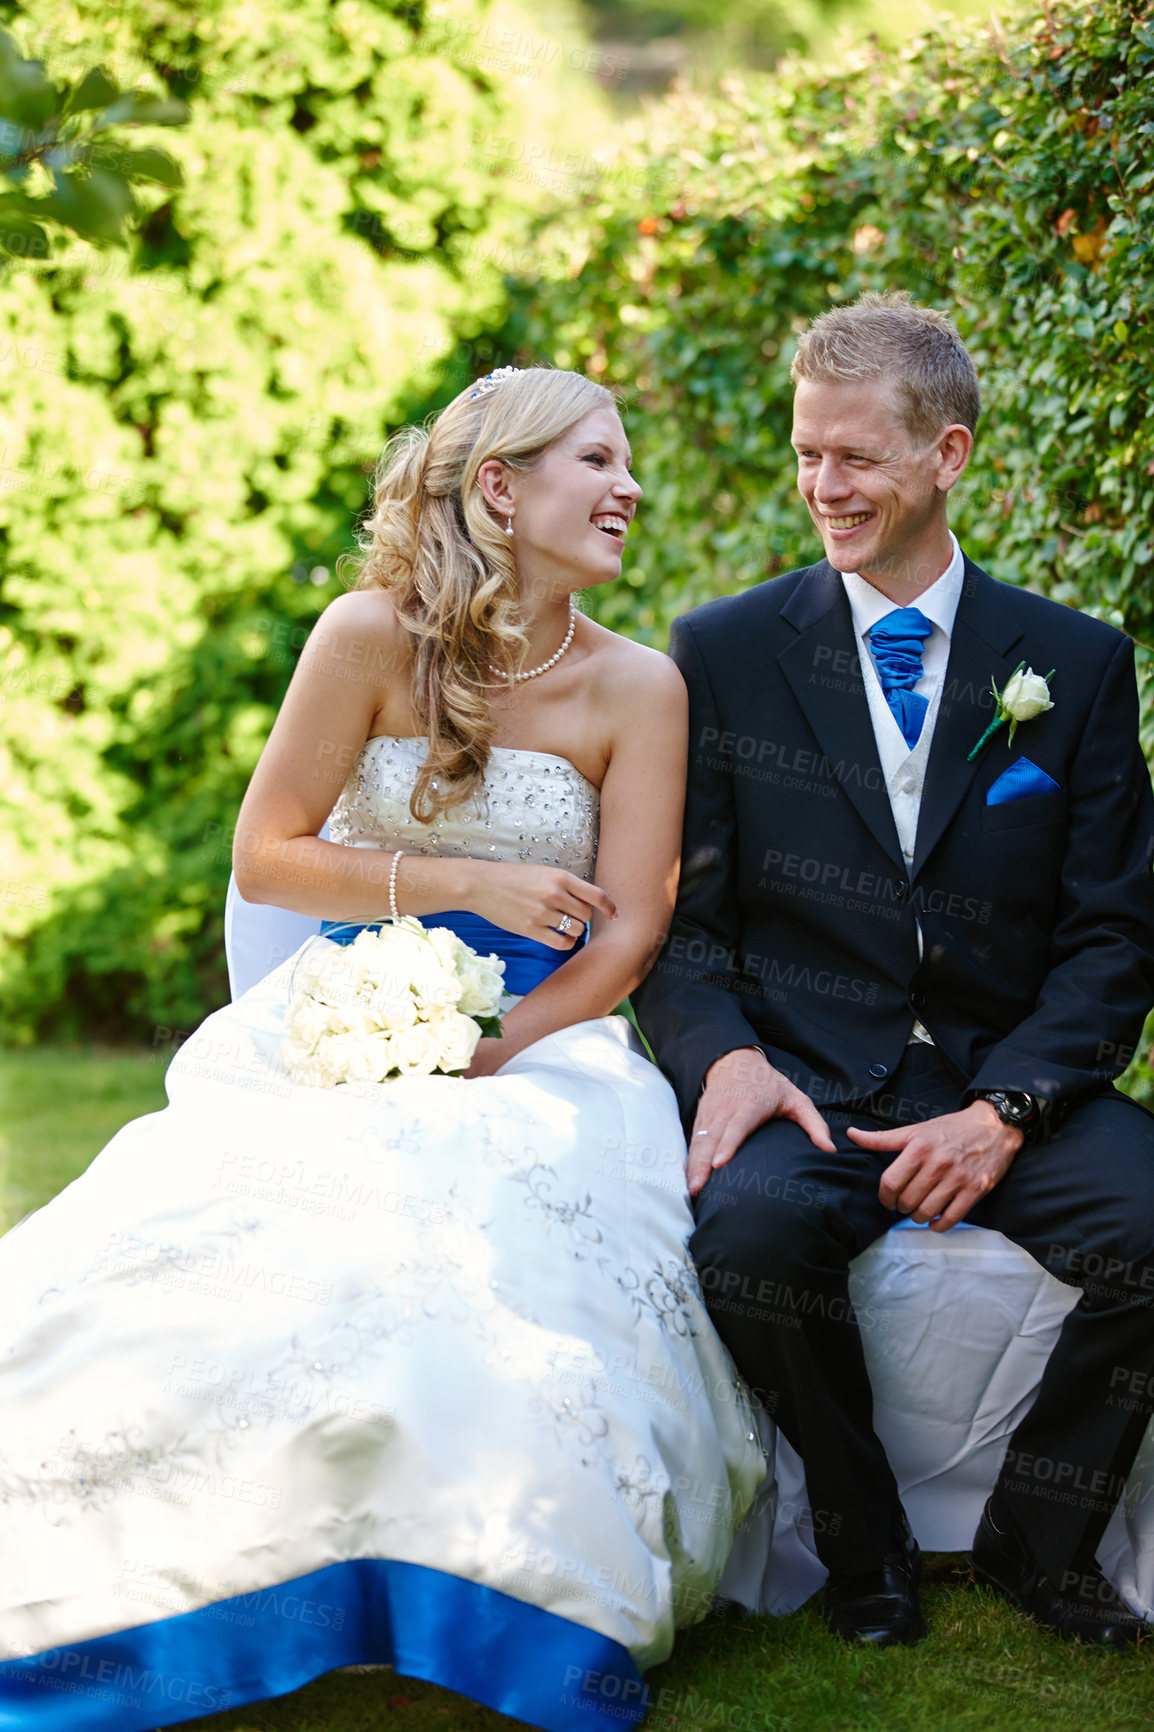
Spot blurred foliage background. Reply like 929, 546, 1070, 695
1, 0, 1152, 1098
580, 0, 994, 92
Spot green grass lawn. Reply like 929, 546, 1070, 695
166, 1571, 1154, 1732
3, 1047, 1153, 1732
0, 1044, 170, 1232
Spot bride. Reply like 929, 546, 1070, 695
0, 366, 765, 1732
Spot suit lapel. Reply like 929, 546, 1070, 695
912, 560, 1026, 876
777, 563, 905, 869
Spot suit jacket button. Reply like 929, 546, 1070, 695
868, 1063, 888, 1080
910, 990, 926, 1011
895, 879, 908, 898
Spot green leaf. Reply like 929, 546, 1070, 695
0, 51, 60, 131
91, 93, 189, 132
0, 209, 49, 258
62, 66, 120, 118
42, 165, 136, 242
0, 185, 49, 217
110, 146, 183, 188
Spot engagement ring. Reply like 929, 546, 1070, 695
556, 914, 575, 935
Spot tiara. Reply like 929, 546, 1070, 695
469, 365, 522, 400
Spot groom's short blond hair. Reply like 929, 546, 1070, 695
790, 291, 981, 444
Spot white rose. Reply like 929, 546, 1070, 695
455, 950, 505, 1018
381, 919, 433, 968
390, 1022, 444, 1077
345, 1030, 399, 1083
285, 993, 335, 1050
367, 979, 419, 1032
338, 1001, 388, 1044
406, 945, 462, 1014
425, 1006, 482, 1073
426, 926, 467, 975
1001, 667, 1053, 723
314, 1029, 358, 1081
283, 1040, 341, 1088
347, 928, 394, 989
356, 923, 447, 1011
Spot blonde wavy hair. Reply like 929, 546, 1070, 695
344, 366, 617, 821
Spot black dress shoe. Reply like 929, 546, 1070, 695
821, 1512, 927, 1647
972, 1495, 1150, 1649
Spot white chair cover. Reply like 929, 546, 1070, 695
221, 884, 1154, 1621
223, 825, 329, 1001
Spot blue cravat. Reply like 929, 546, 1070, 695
869, 608, 933, 751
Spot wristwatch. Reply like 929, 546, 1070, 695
972, 1089, 1042, 1141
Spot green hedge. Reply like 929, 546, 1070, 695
0, 0, 602, 1041
494, 0, 1154, 1094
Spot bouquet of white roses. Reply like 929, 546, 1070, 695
281, 918, 505, 1088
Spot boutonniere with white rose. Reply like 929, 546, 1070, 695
281, 920, 505, 1087
967, 663, 1055, 762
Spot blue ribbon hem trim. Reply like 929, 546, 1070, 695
0, 1558, 648, 1732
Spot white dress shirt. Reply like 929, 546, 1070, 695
841, 533, 965, 1042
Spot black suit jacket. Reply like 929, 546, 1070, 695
633, 556, 1154, 1127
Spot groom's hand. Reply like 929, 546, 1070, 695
849, 1102, 1023, 1232
687, 1047, 835, 1197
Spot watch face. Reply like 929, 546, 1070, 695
989, 1091, 1036, 1124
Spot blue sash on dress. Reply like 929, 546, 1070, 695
319, 910, 584, 996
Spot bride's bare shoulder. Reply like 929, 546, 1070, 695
313, 586, 401, 636
304, 587, 411, 673
583, 616, 686, 709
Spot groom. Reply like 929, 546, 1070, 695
633, 292, 1154, 1648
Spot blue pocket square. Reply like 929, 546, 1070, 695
986, 756, 1061, 806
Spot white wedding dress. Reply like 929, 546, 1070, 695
0, 737, 766, 1732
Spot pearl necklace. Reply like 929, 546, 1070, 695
490, 602, 577, 684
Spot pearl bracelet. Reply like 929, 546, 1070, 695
389, 849, 405, 923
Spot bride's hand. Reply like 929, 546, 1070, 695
466, 863, 616, 950
463, 1036, 505, 1079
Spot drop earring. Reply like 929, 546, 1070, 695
504, 516, 514, 537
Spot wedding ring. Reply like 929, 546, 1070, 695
556, 913, 575, 935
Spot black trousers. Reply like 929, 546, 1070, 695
690, 1043, 1154, 1585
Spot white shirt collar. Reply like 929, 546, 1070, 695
840, 532, 965, 643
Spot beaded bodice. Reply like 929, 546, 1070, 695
327, 734, 600, 880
